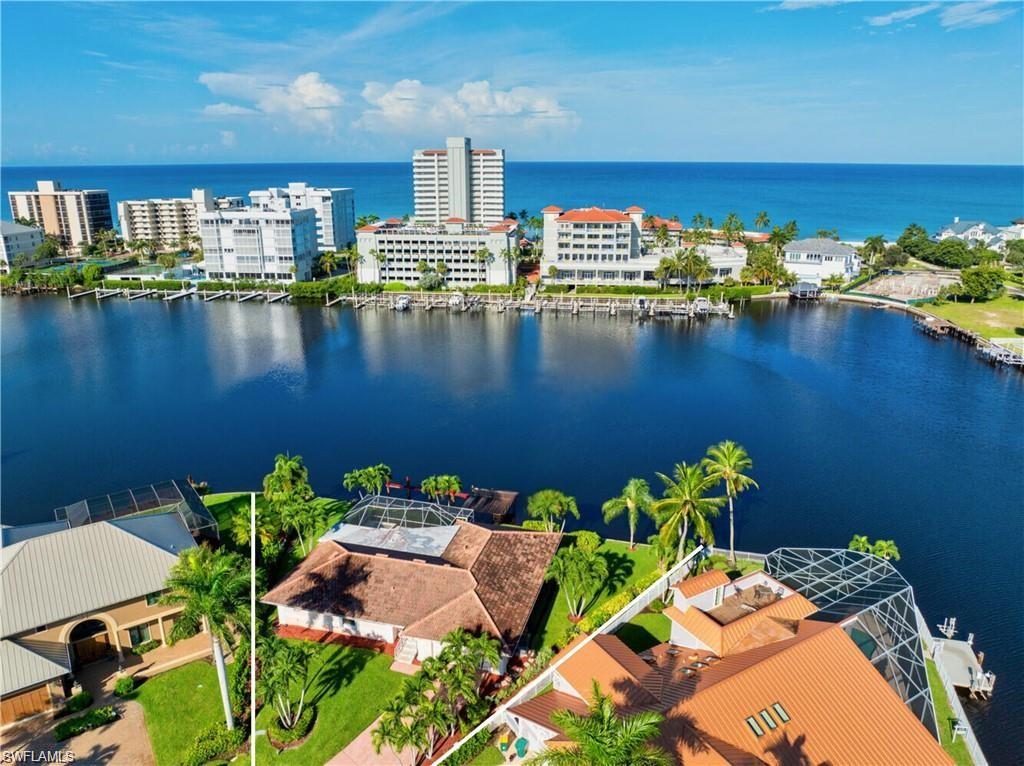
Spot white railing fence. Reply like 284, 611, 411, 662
435, 545, 706, 764
915, 607, 988, 766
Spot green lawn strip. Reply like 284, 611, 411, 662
920, 294, 1024, 339
203, 492, 265, 554
254, 642, 404, 765
614, 611, 672, 653
468, 745, 506, 765
132, 660, 238, 766
707, 553, 764, 578
926, 659, 973, 766
529, 539, 660, 651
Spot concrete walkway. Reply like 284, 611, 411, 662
326, 715, 417, 766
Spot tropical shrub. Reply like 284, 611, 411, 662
113, 676, 136, 698
268, 706, 316, 744
130, 639, 160, 655
494, 646, 556, 701
442, 728, 492, 766
53, 706, 118, 740
382, 281, 411, 292
180, 723, 246, 766
521, 520, 549, 532
63, 691, 93, 714
574, 530, 602, 554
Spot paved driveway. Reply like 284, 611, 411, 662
326, 715, 416, 766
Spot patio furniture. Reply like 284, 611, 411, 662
515, 738, 529, 758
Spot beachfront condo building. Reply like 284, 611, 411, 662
117, 189, 243, 249
413, 137, 505, 225
199, 207, 318, 282
249, 182, 356, 252
540, 205, 748, 288
7, 181, 112, 249
782, 238, 861, 285
0, 221, 45, 273
355, 217, 519, 286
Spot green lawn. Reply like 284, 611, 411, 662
255, 642, 405, 765
614, 611, 672, 652
707, 553, 764, 578
203, 492, 265, 554
926, 659, 973, 766
922, 294, 1024, 339
528, 539, 660, 651
468, 745, 506, 765
132, 660, 239, 766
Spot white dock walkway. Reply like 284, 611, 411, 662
936, 639, 996, 696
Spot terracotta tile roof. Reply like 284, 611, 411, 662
642, 215, 684, 232
625, 205, 645, 212
508, 690, 589, 736
356, 225, 378, 233
557, 207, 631, 224
674, 569, 730, 598
541, 205, 563, 213
471, 149, 497, 155
263, 524, 560, 649
445, 217, 467, 223
664, 594, 818, 656
534, 621, 950, 766
386, 217, 402, 224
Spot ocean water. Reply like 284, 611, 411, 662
2, 296, 1022, 760
3, 162, 1021, 240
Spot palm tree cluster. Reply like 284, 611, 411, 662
602, 441, 758, 571
528, 681, 672, 766
526, 489, 580, 532
848, 535, 901, 561
262, 453, 324, 557
373, 629, 501, 761
257, 634, 318, 732
545, 544, 609, 622
162, 545, 250, 731
420, 474, 462, 503
342, 463, 393, 497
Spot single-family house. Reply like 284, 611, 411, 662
782, 238, 860, 285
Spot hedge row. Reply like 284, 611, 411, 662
180, 722, 246, 766
443, 728, 493, 766
53, 706, 118, 741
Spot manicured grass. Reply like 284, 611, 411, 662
922, 294, 1024, 339
926, 659, 973, 766
254, 642, 405, 765
707, 553, 764, 578
203, 492, 266, 554
528, 539, 660, 651
468, 745, 506, 765
614, 611, 672, 652
132, 660, 238, 766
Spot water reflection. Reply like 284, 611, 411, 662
202, 302, 309, 392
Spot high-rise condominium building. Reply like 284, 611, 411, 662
413, 137, 505, 225
199, 208, 318, 282
8, 181, 112, 248
249, 182, 355, 252
117, 189, 243, 248
0, 221, 45, 273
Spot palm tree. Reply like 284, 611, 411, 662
652, 463, 724, 562
848, 534, 871, 553
601, 478, 654, 550
371, 249, 387, 283
862, 235, 887, 276
527, 489, 580, 532
474, 246, 492, 284
823, 273, 845, 292
701, 441, 759, 565
670, 248, 691, 293
872, 539, 901, 560
319, 250, 339, 278
767, 226, 792, 262
754, 211, 770, 231
345, 246, 362, 276
721, 212, 745, 245
690, 254, 713, 295
436, 261, 449, 283
528, 681, 672, 766
161, 546, 249, 730
545, 546, 609, 621
356, 214, 380, 229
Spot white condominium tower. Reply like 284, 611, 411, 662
199, 208, 319, 282
413, 137, 505, 225
249, 182, 355, 252
117, 188, 243, 248
8, 180, 112, 248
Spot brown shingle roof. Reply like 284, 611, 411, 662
263, 524, 559, 649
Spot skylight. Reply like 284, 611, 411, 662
772, 702, 791, 723
759, 710, 778, 730
745, 716, 765, 737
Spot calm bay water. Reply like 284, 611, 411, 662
3, 162, 1022, 240
1, 296, 1021, 758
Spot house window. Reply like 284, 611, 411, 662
128, 624, 152, 647
145, 592, 161, 606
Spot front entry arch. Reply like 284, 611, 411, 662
68, 619, 116, 667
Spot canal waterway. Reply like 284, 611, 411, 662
1, 296, 1021, 759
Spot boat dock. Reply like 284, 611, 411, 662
463, 487, 519, 524
933, 618, 996, 699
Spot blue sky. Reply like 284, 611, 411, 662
2, 1, 1022, 165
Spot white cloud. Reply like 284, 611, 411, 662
198, 71, 343, 130
354, 79, 577, 134
770, 0, 855, 11
866, 3, 939, 26
220, 130, 236, 148
202, 102, 259, 118
940, 1, 1016, 29
82, 50, 108, 58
